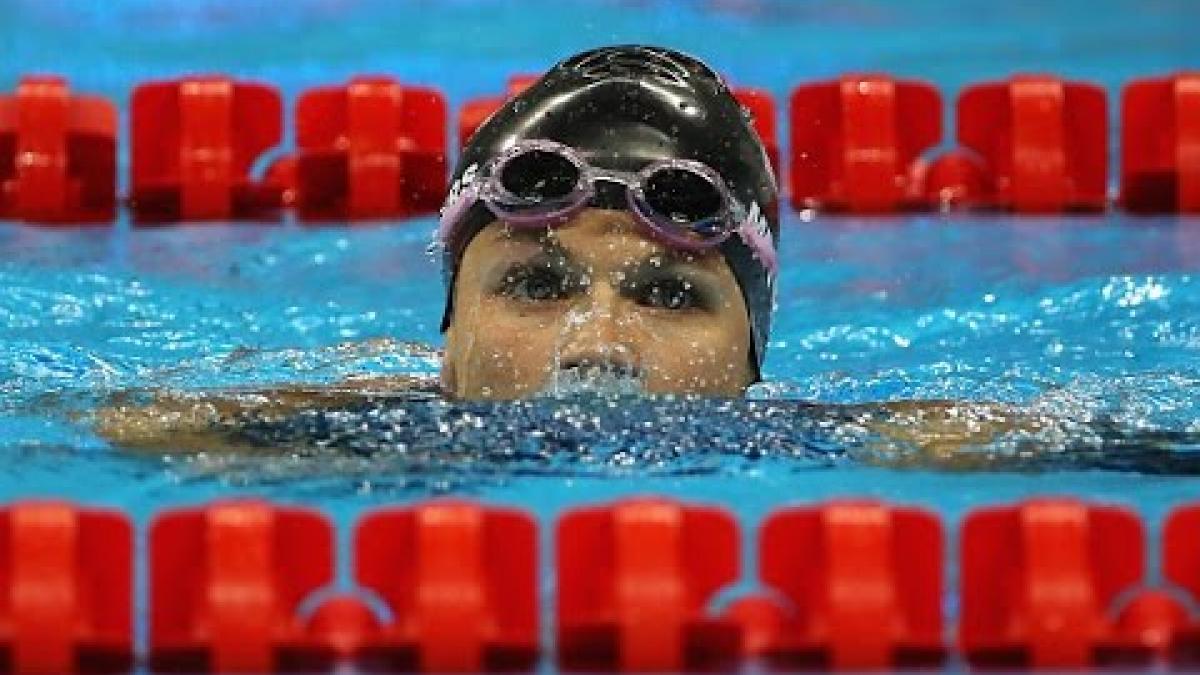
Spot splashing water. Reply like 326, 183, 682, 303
539, 366, 649, 398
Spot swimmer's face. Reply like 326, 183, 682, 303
441, 209, 755, 400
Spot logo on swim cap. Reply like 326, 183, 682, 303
743, 199, 775, 286
441, 162, 480, 218
748, 200, 769, 241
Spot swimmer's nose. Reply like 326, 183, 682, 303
566, 281, 631, 337
566, 280, 632, 325
555, 280, 648, 377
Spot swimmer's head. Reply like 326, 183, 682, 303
437, 45, 779, 400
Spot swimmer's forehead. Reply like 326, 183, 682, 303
472, 210, 723, 270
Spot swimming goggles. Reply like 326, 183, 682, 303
437, 139, 776, 272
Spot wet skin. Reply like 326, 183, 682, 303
441, 208, 755, 400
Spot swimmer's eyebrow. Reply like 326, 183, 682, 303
485, 239, 581, 284
624, 250, 722, 282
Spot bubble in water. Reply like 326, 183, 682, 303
425, 239, 446, 258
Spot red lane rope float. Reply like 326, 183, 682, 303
955, 75, 1108, 213
789, 74, 941, 213
8, 71, 1200, 223
556, 497, 741, 672
129, 76, 285, 223
1158, 504, 1200, 664
0, 501, 132, 674
958, 497, 1158, 668
1122, 72, 1200, 214
148, 500, 335, 672
754, 500, 944, 670
353, 500, 539, 672
0, 76, 116, 224
279, 75, 447, 221
16, 497, 1200, 672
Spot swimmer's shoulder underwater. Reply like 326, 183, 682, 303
93, 372, 1056, 468
93, 374, 437, 453
90, 45, 1050, 464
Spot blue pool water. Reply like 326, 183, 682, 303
3, 0, 1200, 606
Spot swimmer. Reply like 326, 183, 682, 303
95, 45, 1047, 459
437, 45, 777, 399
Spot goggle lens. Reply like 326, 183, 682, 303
497, 149, 581, 205
641, 166, 727, 241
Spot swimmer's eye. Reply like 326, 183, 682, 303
496, 264, 581, 302
632, 276, 707, 311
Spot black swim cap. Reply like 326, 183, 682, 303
440, 45, 780, 380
